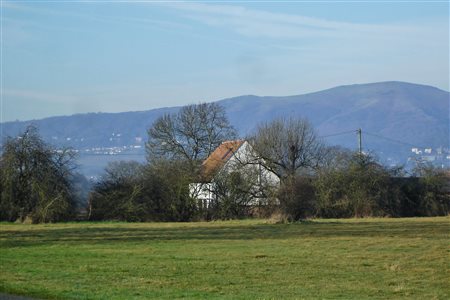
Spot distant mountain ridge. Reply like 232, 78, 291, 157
222, 81, 449, 151
2, 81, 449, 162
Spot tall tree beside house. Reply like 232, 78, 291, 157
248, 118, 326, 219
249, 118, 325, 180
0, 125, 77, 223
146, 102, 238, 220
146, 103, 237, 167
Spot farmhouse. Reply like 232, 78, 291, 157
189, 140, 279, 207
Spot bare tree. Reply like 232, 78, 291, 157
249, 117, 325, 180
146, 103, 237, 165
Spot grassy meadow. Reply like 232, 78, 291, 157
0, 217, 449, 299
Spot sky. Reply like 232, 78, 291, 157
1, 0, 449, 122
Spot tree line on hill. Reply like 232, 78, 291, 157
1, 103, 449, 223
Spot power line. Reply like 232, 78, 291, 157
364, 131, 429, 149
319, 130, 357, 138
320, 128, 432, 152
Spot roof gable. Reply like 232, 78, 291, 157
201, 140, 245, 182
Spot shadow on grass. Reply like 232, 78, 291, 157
1, 220, 448, 249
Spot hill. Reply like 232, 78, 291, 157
223, 81, 448, 155
1, 81, 448, 176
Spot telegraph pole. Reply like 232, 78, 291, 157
357, 128, 362, 156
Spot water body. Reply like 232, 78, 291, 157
76, 153, 146, 179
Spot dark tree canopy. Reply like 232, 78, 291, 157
89, 160, 197, 222
146, 103, 237, 164
88, 161, 146, 222
0, 125, 77, 223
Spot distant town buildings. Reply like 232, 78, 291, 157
52, 132, 449, 169
409, 146, 450, 167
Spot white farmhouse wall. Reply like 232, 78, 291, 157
189, 141, 279, 205
189, 182, 216, 206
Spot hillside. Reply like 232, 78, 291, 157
1, 81, 448, 175
222, 81, 449, 153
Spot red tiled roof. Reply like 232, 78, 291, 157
200, 140, 245, 182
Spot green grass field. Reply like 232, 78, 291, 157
1, 218, 449, 299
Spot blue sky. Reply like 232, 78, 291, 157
1, 0, 449, 122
